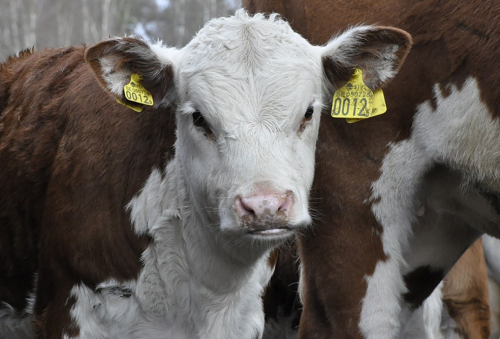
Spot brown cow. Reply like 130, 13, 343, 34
245, 1, 500, 338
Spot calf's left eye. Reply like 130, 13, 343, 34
304, 106, 314, 120
192, 111, 207, 127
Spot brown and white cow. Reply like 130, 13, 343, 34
0, 9, 411, 339
262, 239, 492, 339
245, 1, 500, 338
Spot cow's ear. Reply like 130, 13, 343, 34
85, 37, 180, 108
321, 26, 412, 93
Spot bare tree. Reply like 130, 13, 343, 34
0, 0, 241, 61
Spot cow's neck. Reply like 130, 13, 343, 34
131, 158, 272, 309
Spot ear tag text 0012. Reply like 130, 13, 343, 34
116, 73, 154, 112
330, 68, 387, 123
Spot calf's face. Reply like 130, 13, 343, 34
85, 11, 412, 246
174, 15, 324, 241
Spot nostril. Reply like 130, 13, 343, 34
235, 196, 255, 217
240, 199, 255, 215
278, 192, 293, 212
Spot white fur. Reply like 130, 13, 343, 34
361, 77, 500, 339
361, 137, 434, 338
0, 303, 34, 339
400, 281, 446, 339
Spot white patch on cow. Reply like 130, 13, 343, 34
400, 281, 450, 339
263, 316, 299, 339
361, 77, 500, 339
65, 281, 141, 339
413, 78, 500, 194
0, 303, 34, 339
360, 138, 433, 339
0, 274, 37, 339
99, 55, 132, 96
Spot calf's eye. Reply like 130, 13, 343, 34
192, 110, 215, 140
192, 111, 207, 127
298, 106, 315, 135
304, 106, 314, 120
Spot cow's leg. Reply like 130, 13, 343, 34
298, 206, 388, 339
32, 273, 79, 339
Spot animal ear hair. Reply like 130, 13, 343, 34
85, 37, 178, 108
321, 26, 412, 94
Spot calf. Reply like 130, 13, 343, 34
245, 1, 500, 338
0, 10, 411, 339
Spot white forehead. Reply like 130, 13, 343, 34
172, 10, 323, 123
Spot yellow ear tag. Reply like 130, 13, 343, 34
116, 73, 154, 112
330, 68, 387, 123
116, 98, 144, 112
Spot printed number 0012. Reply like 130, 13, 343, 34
332, 97, 368, 117
125, 90, 150, 104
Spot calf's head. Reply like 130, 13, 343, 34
85, 10, 411, 248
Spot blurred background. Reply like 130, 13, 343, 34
0, 0, 242, 61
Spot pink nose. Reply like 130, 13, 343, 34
234, 191, 294, 221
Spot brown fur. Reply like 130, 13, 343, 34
0, 45, 176, 338
245, 1, 500, 338
442, 239, 491, 339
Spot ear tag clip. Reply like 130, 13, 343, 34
330, 68, 387, 123
116, 73, 154, 112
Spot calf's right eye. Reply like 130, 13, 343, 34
192, 111, 207, 127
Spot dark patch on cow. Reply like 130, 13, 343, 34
0, 43, 177, 337
403, 266, 444, 309
456, 22, 490, 41
476, 185, 500, 215
263, 242, 301, 331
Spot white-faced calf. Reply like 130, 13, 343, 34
0, 10, 411, 339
